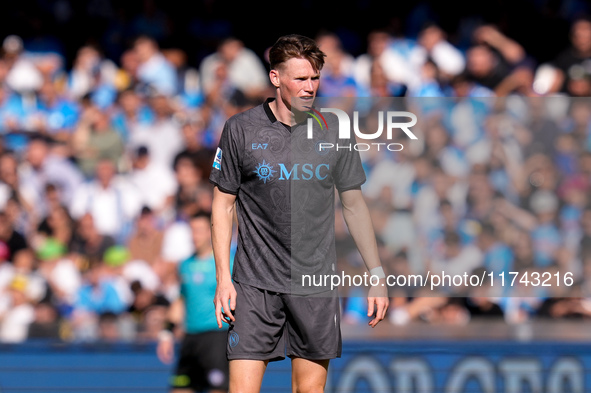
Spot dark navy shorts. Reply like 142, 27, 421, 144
172, 330, 229, 391
227, 281, 342, 362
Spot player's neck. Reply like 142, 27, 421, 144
269, 95, 294, 126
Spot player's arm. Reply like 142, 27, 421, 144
211, 186, 238, 328
156, 296, 184, 364
339, 187, 389, 328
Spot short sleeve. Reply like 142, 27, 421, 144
209, 120, 242, 194
333, 138, 366, 192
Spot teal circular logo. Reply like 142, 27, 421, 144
229, 331, 239, 348
254, 160, 276, 183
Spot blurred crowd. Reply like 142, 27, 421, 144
1, 2, 591, 342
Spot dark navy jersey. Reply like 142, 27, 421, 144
209, 98, 365, 294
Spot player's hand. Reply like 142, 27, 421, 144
156, 333, 175, 364
214, 279, 237, 328
367, 279, 389, 328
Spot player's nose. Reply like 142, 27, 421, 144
303, 79, 315, 93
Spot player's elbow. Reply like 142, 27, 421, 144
212, 197, 235, 218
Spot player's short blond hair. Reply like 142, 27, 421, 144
269, 34, 326, 72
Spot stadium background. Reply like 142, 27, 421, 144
0, 0, 590, 392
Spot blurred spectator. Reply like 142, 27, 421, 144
370, 57, 409, 97
27, 300, 61, 339
409, 59, 445, 97
110, 87, 154, 143
416, 24, 465, 80
27, 80, 80, 143
128, 280, 169, 335
174, 115, 215, 182
127, 207, 164, 265
36, 203, 74, 247
36, 238, 81, 313
353, 30, 392, 94
512, 230, 535, 271
118, 49, 141, 92
19, 136, 84, 217
414, 167, 465, 239
537, 297, 591, 319
67, 45, 118, 104
447, 72, 495, 97
0, 152, 36, 216
466, 25, 533, 96
162, 48, 203, 109
316, 32, 358, 97
110, 246, 160, 294
173, 154, 209, 220
11, 249, 46, 302
0, 274, 35, 342
461, 296, 505, 319
73, 262, 126, 316
429, 231, 483, 287
101, 246, 136, 308
0, 248, 46, 311
71, 106, 124, 178
128, 94, 184, 169
97, 311, 121, 341
200, 37, 268, 101
0, 211, 28, 261
69, 213, 116, 269
3, 35, 43, 95
0, 242, 15, 289
160, 218, 194, 266
477, 222, 514, 277
102, 243, 160, 298
133, 35, 178, 96
377, 31, 425, 91
129, 146, 176, 214
550, 16, 591, 96
529, 190, 562, 267
70, 159, 142, 242
0, 81, 26, 140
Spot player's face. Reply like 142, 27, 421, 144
272, 57, 320, 113
190, 217, 212, 251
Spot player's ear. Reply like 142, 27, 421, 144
269, 69, 280, 88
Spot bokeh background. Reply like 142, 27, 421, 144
0, 0, 591, 392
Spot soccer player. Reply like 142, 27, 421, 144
157, 211, 231, 393
210, 34, 389, 393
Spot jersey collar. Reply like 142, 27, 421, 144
263, 97, 278, 123
263, 97, 291, 131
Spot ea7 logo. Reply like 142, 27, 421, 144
307, 109, 418, 140
251, 143, 268, 150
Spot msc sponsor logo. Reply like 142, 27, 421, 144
254, 162, 330, 183
278, 163, 329, 180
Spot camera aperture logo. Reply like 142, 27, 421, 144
306, 107, 418, 152
304, 106, 328, 130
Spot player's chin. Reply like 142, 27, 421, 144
293, 96, 315, 110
